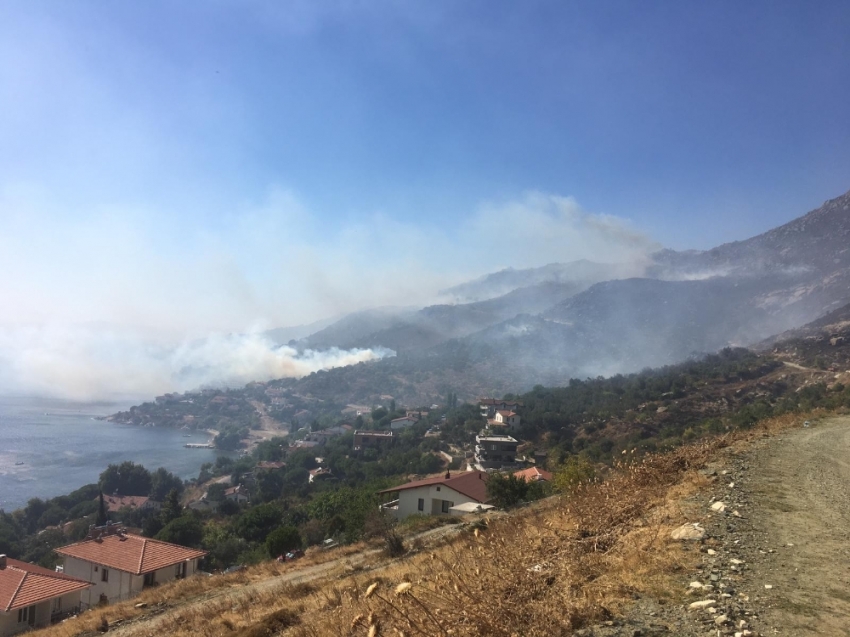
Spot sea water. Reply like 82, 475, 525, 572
0, 396, 225, 512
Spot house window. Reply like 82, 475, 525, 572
18, 605, 35, 625
417, 498, 424, 511
144, 572, 156, 586
52, 597, 62, 613
441, 500, 454, 514
175, 562, 187, 579
101, 568, 109, 582
436, 486, 441, 491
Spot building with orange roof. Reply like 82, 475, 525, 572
55, 524, 206, 606
513, 467, 553, 483
97, 494, 160, 514
378, 471, 490, 519
0, 554, 90, 634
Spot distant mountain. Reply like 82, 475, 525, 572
301, 307, 419, 350
288, 188, 850, 403
301, 280, 590, 353
651, 190, 850, 286
264, 315, 342, 345
438, 260, 636, 303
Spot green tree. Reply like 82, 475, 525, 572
265, 525, 301, 557
99, 462, 152, 497
96, 491, 108, 526
255, 470, 284, 503
207, 483, 228, 502
160, 489, 182, 526
156, 515, 203, 548
486, 473, 529, 508
150, 468, 184, 501
553, 456, 596, 493
235, 503, 282, 542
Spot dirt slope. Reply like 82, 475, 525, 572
746, 416, 850, 635
659, 415, 850, 637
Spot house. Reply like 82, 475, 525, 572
513, 467, 553, 482
474, 435, 519, 469
478, 398, 523, 419
308, 468, 332, 483
55, 525, 207, 606
0, 554, 90, 635
305, 427, 347, 445
289, 440, 319, 450
390, 416, 418, 430
492, 410, 520, 429
97, 495, 161, 514
186, 496, 218, 513
379, 471, 490, 519
353, 430, 394, 451
256, 461, 286, 471
224, 485, 249, 504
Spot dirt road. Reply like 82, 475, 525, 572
745, 416, 850, 635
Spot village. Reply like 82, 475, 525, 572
0, 396, 553, 636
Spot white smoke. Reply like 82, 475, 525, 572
0, 325, 395, 401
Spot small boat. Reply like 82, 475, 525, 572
15, 461, 24, 466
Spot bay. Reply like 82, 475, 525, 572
0, 396, 226, 512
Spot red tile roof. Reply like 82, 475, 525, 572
55, 534, 207, 575
0, 558, 90, 611
97, 494, 151, 513
513, 467, 553, 482
378, 471, 490, 503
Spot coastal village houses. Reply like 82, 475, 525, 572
353, 430, 394, 451
378, 471, 491, 519
478, 398, 523, 419
474, 434, 519, 469
513, 467, 553, 482
0, 555, 90, 636
55, 524, 207, 606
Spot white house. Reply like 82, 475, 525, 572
308, 468, 332, 483
492, 410, 520, 429
224, 485, 249, 504
55, 525, 207, 606
378, 471, 490, 519
0, 554, 90, 636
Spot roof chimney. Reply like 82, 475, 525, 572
445, 470, 451, 479
0, 554, 6, 569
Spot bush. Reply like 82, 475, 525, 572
553, 455, 595, 493
266, 525, 301, 557
156, 515, 204, 547
486, 473, 528, 508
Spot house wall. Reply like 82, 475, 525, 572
62, 555, 201, 606
0, 590, 84, 636
393, 485, 482, 519
63, 556, 145, 605
0, 609, 25, 637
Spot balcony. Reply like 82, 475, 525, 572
379, 499, 399, 514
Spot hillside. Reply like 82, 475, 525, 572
32, 415, 850, 637
283, 189, 850, 398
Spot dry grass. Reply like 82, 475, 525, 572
36, 411, 820, 637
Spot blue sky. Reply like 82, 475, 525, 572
1, 0, 850, 336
